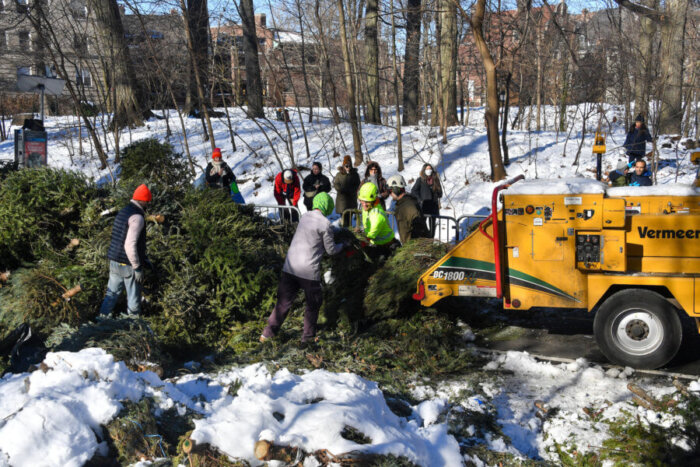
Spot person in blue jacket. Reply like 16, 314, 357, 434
629, 159, 652, 186
623, 114, 653, 163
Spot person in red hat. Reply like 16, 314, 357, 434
205, 148, 236, 193
99, 184, 153, 317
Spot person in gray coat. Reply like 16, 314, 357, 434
261, 193, 346, 344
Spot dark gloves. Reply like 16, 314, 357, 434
133, 267, 144, 284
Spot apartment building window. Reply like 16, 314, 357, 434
16, 0, 28, 12
74, 34, 88, 54
17, 66, 31, 76
18, 31, 30, 49
76, 68, 91, 87
71, 5, 88, 18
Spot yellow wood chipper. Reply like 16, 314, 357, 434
413, 175, 700, 369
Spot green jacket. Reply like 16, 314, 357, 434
394, 194, 429, 244
362, 204, 395, 245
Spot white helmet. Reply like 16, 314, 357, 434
283, 169, 293, 181
387, 174, 406, 189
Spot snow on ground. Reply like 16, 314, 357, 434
0, 348, 698, 466
413, 351, 700, 464
0, 348, 462, 466
0, 105, 698, 464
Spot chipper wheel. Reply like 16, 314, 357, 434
593, 289, 682, 369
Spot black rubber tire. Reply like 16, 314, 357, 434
593, 289, 682, 369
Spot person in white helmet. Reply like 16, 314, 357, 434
388, 174, 429, 244
274, 168, 301, 222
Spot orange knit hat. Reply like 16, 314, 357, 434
212, 148, 222, 160
132, 184, 152, 202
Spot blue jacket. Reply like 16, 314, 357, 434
624, 127, 653, 160
629, 171, 652, 186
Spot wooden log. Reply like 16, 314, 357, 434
64, 238, 80, 251
627, 383, 657, 408
146, 214, 165, 224
673, 379, 690, 397
0, 271, 10, 283
254, 440, 300, 462
51, 284, 82, 307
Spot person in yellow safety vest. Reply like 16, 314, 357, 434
358, 182, 398, 259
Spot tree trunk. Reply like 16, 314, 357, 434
440, 0, 458, 126
501, 72, 511, 165
634, 0, 657, 119
337, 0, 363, 165
185, 0, 209, 113
180, 0, 216, 148
240, 0, 265, 118
296, 0, 314, 123
614, 0, 688, 134
90, 0, 146, 129
432, 6, 442, 128
535, 29, 542, 132
314, 0, 341, 124
469, 0, 506, 181
658, 0, 688, 134
364, 0, 380, 124
390, 0, 403, 171
402, 0, 422, 125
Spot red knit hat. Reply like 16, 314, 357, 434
132, 184, 152, 202
212, 148, 222, 160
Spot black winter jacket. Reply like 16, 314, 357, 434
411, 165, 443, 215
623, 126, 653, 160
107, 202, 147, 266
205, 161, 235, 189
302, 173, 331, 198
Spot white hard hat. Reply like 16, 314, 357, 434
283, 170, 293, 181
387, 174, 406, 189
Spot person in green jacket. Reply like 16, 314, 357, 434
358, 182, 397, 259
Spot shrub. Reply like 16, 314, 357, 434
118, 138, 191, 188
0, 168, 98, 269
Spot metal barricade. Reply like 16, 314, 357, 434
456, 214, 489, 241
344, 209, 485, 245
252, 204, 302, 224
424, 214, 458, 244
342, 208, 399, 236
341, 208, 362, 229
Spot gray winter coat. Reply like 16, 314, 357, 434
282, 210, 343, 281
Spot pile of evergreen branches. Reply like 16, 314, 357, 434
0, 139, 289, 367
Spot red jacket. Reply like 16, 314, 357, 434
274, 170, 301, 206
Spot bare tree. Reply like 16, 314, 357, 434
440, 0, 457, 126
403, 0, 422, 125
613, 0, 690, 134
239, 0, 265, 117
460, 0, 505, 181
337, 0, 363, 165
364, 0, 380, 123
390, 0, 403, 170
90, 0, 148, 129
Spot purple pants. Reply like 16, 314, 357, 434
263, 271, 323, 342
